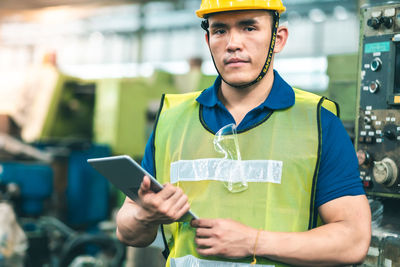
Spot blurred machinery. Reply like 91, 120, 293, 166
0, 57, 127, 265
11, 56, 97, 144
326, 53, 358, 141
355, 2, 400, 266
0, 52, 216, 265
93, 70, 179, 160
356, 2, 400, 198
23, 216, 125, 267
94, 68, 216, 161
0, 139, 121, 266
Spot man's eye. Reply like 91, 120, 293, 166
213, 29, 226, 35
245, 27, 256, 32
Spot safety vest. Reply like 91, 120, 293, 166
153, 88, 338, 267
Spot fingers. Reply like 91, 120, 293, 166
191, 219, 214, 228
195, 236, 213, 248
170, 192, 191, 218
138, 179, 190, 222
138, 176, 151, 198
158, 187, 190, 220
192, 220, 215, 247
139, 177, 176, 200
162, 186, 186, 208
174, 202, 191, 221
195, 235, 218, 257
191, 219, 220, 255
196, 247, 215, 256
194, 227, 213, 238
160, 183, 182, 200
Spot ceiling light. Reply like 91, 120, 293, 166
308, 8, 326, 23
334, 5, 349, 21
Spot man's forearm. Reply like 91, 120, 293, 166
193, 196, 371, 265
116, 204, 158, 247
256, 221, 370, 266
116, 177, 191, 247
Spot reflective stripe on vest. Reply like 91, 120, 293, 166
170, 159, 283, 184
153, 89, 337, 267
170, 255, 276, 267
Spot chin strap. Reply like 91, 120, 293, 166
202, 11, 280, 89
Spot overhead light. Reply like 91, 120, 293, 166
334, 5, 349, 21
33, 6, 93, 24
308, 8, 326, 23
36, 6, 75, 23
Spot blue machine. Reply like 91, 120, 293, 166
66, 144, 111, 227
0, 162, 53, 216
0, 144, 111, 229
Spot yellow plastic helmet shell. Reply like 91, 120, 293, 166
196, 0, 286, 18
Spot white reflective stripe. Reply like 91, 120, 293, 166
170, 255, 275, 267
170, 159, 282, 184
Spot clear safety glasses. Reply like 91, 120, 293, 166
213, 123, 248, 193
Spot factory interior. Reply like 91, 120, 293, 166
0, 0, 400, 266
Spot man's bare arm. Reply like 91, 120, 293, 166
257, 195, 371, 265
192, 195, 371, 266
116, 196, 158, 247
116, 176, 190, 247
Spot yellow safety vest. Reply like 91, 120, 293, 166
153, 88, 338, 267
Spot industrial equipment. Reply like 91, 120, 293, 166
356, 2, 400, 198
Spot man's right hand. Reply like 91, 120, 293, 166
134, 176, 190, 226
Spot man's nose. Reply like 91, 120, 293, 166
226, 30, 243, 52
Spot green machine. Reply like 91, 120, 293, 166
18, 65, 96, 143
93, 70, 178, 160
93, 69, 216, 160
326, 53, 359, 140
93, 69, 215, 206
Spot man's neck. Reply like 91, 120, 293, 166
218, 70, 275, 126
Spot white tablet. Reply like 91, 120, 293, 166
87, 155, 198, 222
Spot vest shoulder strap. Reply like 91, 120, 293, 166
321, 97, 340, 118
293, 88, 339, 117
162, 88, 340, 118
163, 91, 202, 110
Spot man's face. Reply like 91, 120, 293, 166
207, 10, 273, 87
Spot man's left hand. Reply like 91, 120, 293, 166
191, 218, 258, 259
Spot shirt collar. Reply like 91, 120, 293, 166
196, 70, 295, 110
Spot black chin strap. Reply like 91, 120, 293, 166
203, 11, 280, 89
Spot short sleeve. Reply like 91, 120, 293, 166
141, 131, 156, 177
316, 108, 365, 208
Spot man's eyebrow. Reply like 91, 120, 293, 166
210, 22, 228, 29
210, 18, 258, 29
237, 18, 258, 27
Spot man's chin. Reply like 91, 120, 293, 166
222, 77, 256, 88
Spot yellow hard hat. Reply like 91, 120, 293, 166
196, 0, 286, 18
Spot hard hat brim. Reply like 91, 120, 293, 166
196, 5, 286, 18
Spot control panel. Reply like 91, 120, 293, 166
356, 3, 400, 198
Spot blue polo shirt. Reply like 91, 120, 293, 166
142, 70, 364, 209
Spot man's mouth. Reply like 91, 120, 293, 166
224, 57, 249, 65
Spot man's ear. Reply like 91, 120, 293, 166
205, 33, 210, 48
274, 26, 288, 53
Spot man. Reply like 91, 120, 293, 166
116, 0, 371, 266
